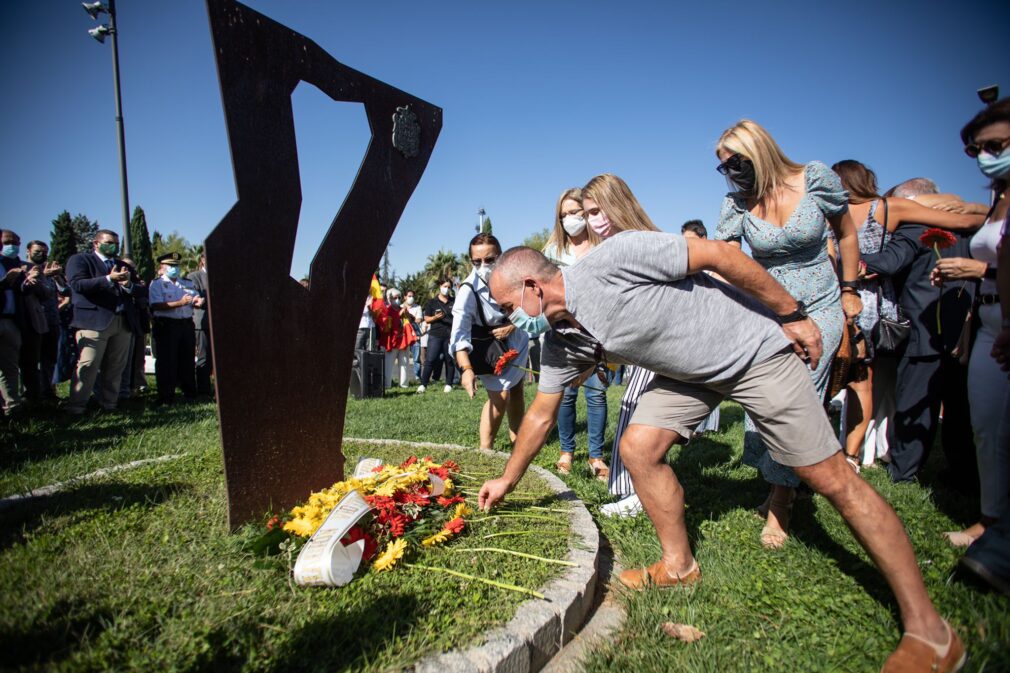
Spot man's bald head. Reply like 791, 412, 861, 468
488, 246, 564, 319
490, 247, 559, 293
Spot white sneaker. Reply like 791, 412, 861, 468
443, 384, 452, 393
416, 385, 426, 394
600, 494, 643, 518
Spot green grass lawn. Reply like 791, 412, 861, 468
1, 379, 1008, 672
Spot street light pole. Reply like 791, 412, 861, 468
107, 0, 132, 257
85, 0, 132, 257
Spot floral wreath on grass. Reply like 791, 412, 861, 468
268, 456, 469, 573
253, 455, 576, 596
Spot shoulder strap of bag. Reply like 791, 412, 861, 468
462, 282, 491, 328
874, 197, 889, 322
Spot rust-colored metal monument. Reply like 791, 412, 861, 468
204, 0, 441, 527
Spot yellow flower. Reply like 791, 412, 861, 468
283, 517, 315, 537
452, 502, 471, 519
421, 529, 451, 547
372, 538, 408, 572
441, 478, 454, 496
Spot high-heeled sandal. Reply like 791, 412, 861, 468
555, 453, 573, 474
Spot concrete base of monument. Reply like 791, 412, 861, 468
345, 438, 624, 673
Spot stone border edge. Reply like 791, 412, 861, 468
344, 438, 601, 673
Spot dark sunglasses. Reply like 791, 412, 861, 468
716, 153, 744, 175
471, 255, 498, 266
964, 137, 1010, 158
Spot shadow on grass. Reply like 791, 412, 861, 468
0, 480, 190, 551
267, 594, 422, 673
0, 598, 117, 669
0, 399, 213, 475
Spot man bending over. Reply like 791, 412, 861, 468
478, 232, 963, 673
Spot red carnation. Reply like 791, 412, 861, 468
919, 228, 957, 250
428, 466, 450, 480
265, 515, 281, 531
494, 349, 521, 375
365, 495, 397, 511
919, 228, 958, 334
399, 456, 418, 469
437, 494, 464, 507
341, 525, 378, 561
444, 517, 466, 534
442, 460, 460, 472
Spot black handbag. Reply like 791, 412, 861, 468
869, 198, 911, 354
463, 282, 508, 376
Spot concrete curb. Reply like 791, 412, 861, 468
344, 438, 601, 673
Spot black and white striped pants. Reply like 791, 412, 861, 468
607, 366, 656, 496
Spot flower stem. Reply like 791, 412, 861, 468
448, 547, 577, 566
483, 529, 569, 539
404, 563, 544, 599
934, 244, 943, 334
470, 513, 566, 524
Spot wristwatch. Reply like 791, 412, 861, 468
777, 301, 809, 324
839, 279, 859, 290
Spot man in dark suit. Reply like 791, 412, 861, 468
186, 253, 213, 397
862, 180, 977, 487
1, 229, 37, 415
65, 229, 140, 414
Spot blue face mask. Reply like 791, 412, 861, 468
165, 266, 180, 280
978, 147, 1010, 179
508, 285, 550, 336
1, 244, 18, 259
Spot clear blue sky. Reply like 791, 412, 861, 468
2, 1, 1007, 282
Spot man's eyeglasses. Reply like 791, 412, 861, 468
716, 153, 744, 175
471, 255, 498, 267
964, 137, 1010, 158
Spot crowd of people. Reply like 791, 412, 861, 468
3, 92, 1007, 673
0, 230, 211, 416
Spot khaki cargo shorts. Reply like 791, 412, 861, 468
630, 351, 840, 468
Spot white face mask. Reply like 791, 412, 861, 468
405, 296, 415, 305
440, 286, 450, 296
475, 264, 494, 283
562, 214, 587, 237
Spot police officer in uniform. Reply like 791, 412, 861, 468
149, 252, 203, 404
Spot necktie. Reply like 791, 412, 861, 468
104, 259, 115, 273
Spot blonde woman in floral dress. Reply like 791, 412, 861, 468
714, 120, 862, 548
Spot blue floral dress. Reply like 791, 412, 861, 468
716, 161, 847, 487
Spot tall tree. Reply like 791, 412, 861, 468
480, 215, 493, 235
50, 210, 79, 266
128, 205, 156, 281
382, 246, 393, 286
152, 230, 202, 274
522, 227, 551, 253
421, 248, 467, 293
71, 213, 98, 252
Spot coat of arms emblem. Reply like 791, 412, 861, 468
392, 106, 420, 158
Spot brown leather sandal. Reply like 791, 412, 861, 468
619, 560, 701, 590
555, 453, 573, 474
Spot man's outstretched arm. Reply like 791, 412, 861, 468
686, 237, 824, 369
478, 391, 563, 510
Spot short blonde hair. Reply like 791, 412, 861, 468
581, 174, 660, 233
546, 187, 602, 254
715, 120, 802, 201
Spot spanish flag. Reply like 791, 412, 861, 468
369, 275, 383, 301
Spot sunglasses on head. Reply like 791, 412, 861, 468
964, 137, 1010, 158
716, 153, 744, 175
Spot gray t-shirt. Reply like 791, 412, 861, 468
538, 231, 792, 393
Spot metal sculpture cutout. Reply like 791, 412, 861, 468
204, 0, 442, 527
